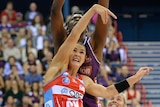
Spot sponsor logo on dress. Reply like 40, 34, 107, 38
62, 77, 70, 85
45, 100, 53, 107
52, 85, 83, 99
69, 90, 83, 99
61, 88, 68, 94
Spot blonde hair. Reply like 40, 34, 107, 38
120, 93, 127, 107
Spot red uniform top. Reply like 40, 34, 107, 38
44, 72, 85, 107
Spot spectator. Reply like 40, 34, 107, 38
3, 56, 23, 77
104, 40, 121, 66
0, 65, 4, 106
24, 64, 43, 88
0, 43, 5, 68
23, 52, 42, 75
28, 82, 43, 106
3, 56, 24, 91
38, 39, 54, 61
4, 96, 16, 107
0, 28, 11, 49
0, 15, 11, 32
103, 16, 125, 66
11, 12, 29, 33
9, 65, 25, 92
21, 39, 37, 63
4, 80, 24, 106
107, 93, 127, 107
27, 14, 46, 37
104, 39, 127, 66
97, 62, 113, 87
0, 1, 17, 23
25, 2, 40, 22
26, 28, 33, 40
116, 65, 132, 82
45, 16, 54, 46
15, 28, 27, 48
32, 102, 40, 107
21, 95, 32, 107
41, 51, 53, 75
0, 65, 4, 91
34, 27, 48, 51
3, 38, 21, 61
17, 94, 32, 107
106, 16, 118, 45
124, 85, 141, 107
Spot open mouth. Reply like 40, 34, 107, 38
73, 58, 80, 62
110, 104, 118, 107
111, 105, 118, 107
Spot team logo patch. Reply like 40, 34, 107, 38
62, 72, 69, 77
79, 66, 92, 76
62, 77, 70, 85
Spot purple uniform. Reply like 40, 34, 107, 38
79, 37, 100, 107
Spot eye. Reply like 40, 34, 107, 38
80, 51, 85, 54
73, 49, 77, 52
110, 98, 114, 100
117, 98, 122, 101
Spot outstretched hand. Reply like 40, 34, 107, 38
92, 4, 117, 24
135, 67, 153, 80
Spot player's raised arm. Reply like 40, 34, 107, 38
91, 0, 110, 61
50, 0, 67, 54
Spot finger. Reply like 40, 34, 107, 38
107, 9, 117, 19
148, 67, 154, 71
105, 11, 108, 24
145, 67, 154, 71
101, 13, 106, 24
104, 10, 107, 24
141, 67, 154, 71
101, 10, 107, 24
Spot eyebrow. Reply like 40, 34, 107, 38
80, 49, 85, 51
117, 96, 123, 99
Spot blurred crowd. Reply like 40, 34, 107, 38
0, 1, 149, 107
0, 1, 53, 107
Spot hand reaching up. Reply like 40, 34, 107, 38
135, 67, 154, 81
92, 4, 117, 24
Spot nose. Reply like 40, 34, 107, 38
110, 98, 117, 103
75, 51, 80, 56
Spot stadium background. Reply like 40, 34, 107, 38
1, 0, 160, 41
0, 0, 160, 106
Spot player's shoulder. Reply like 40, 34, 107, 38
80, 74, 93, 85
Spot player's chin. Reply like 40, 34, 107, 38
71, 61, 82, 67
